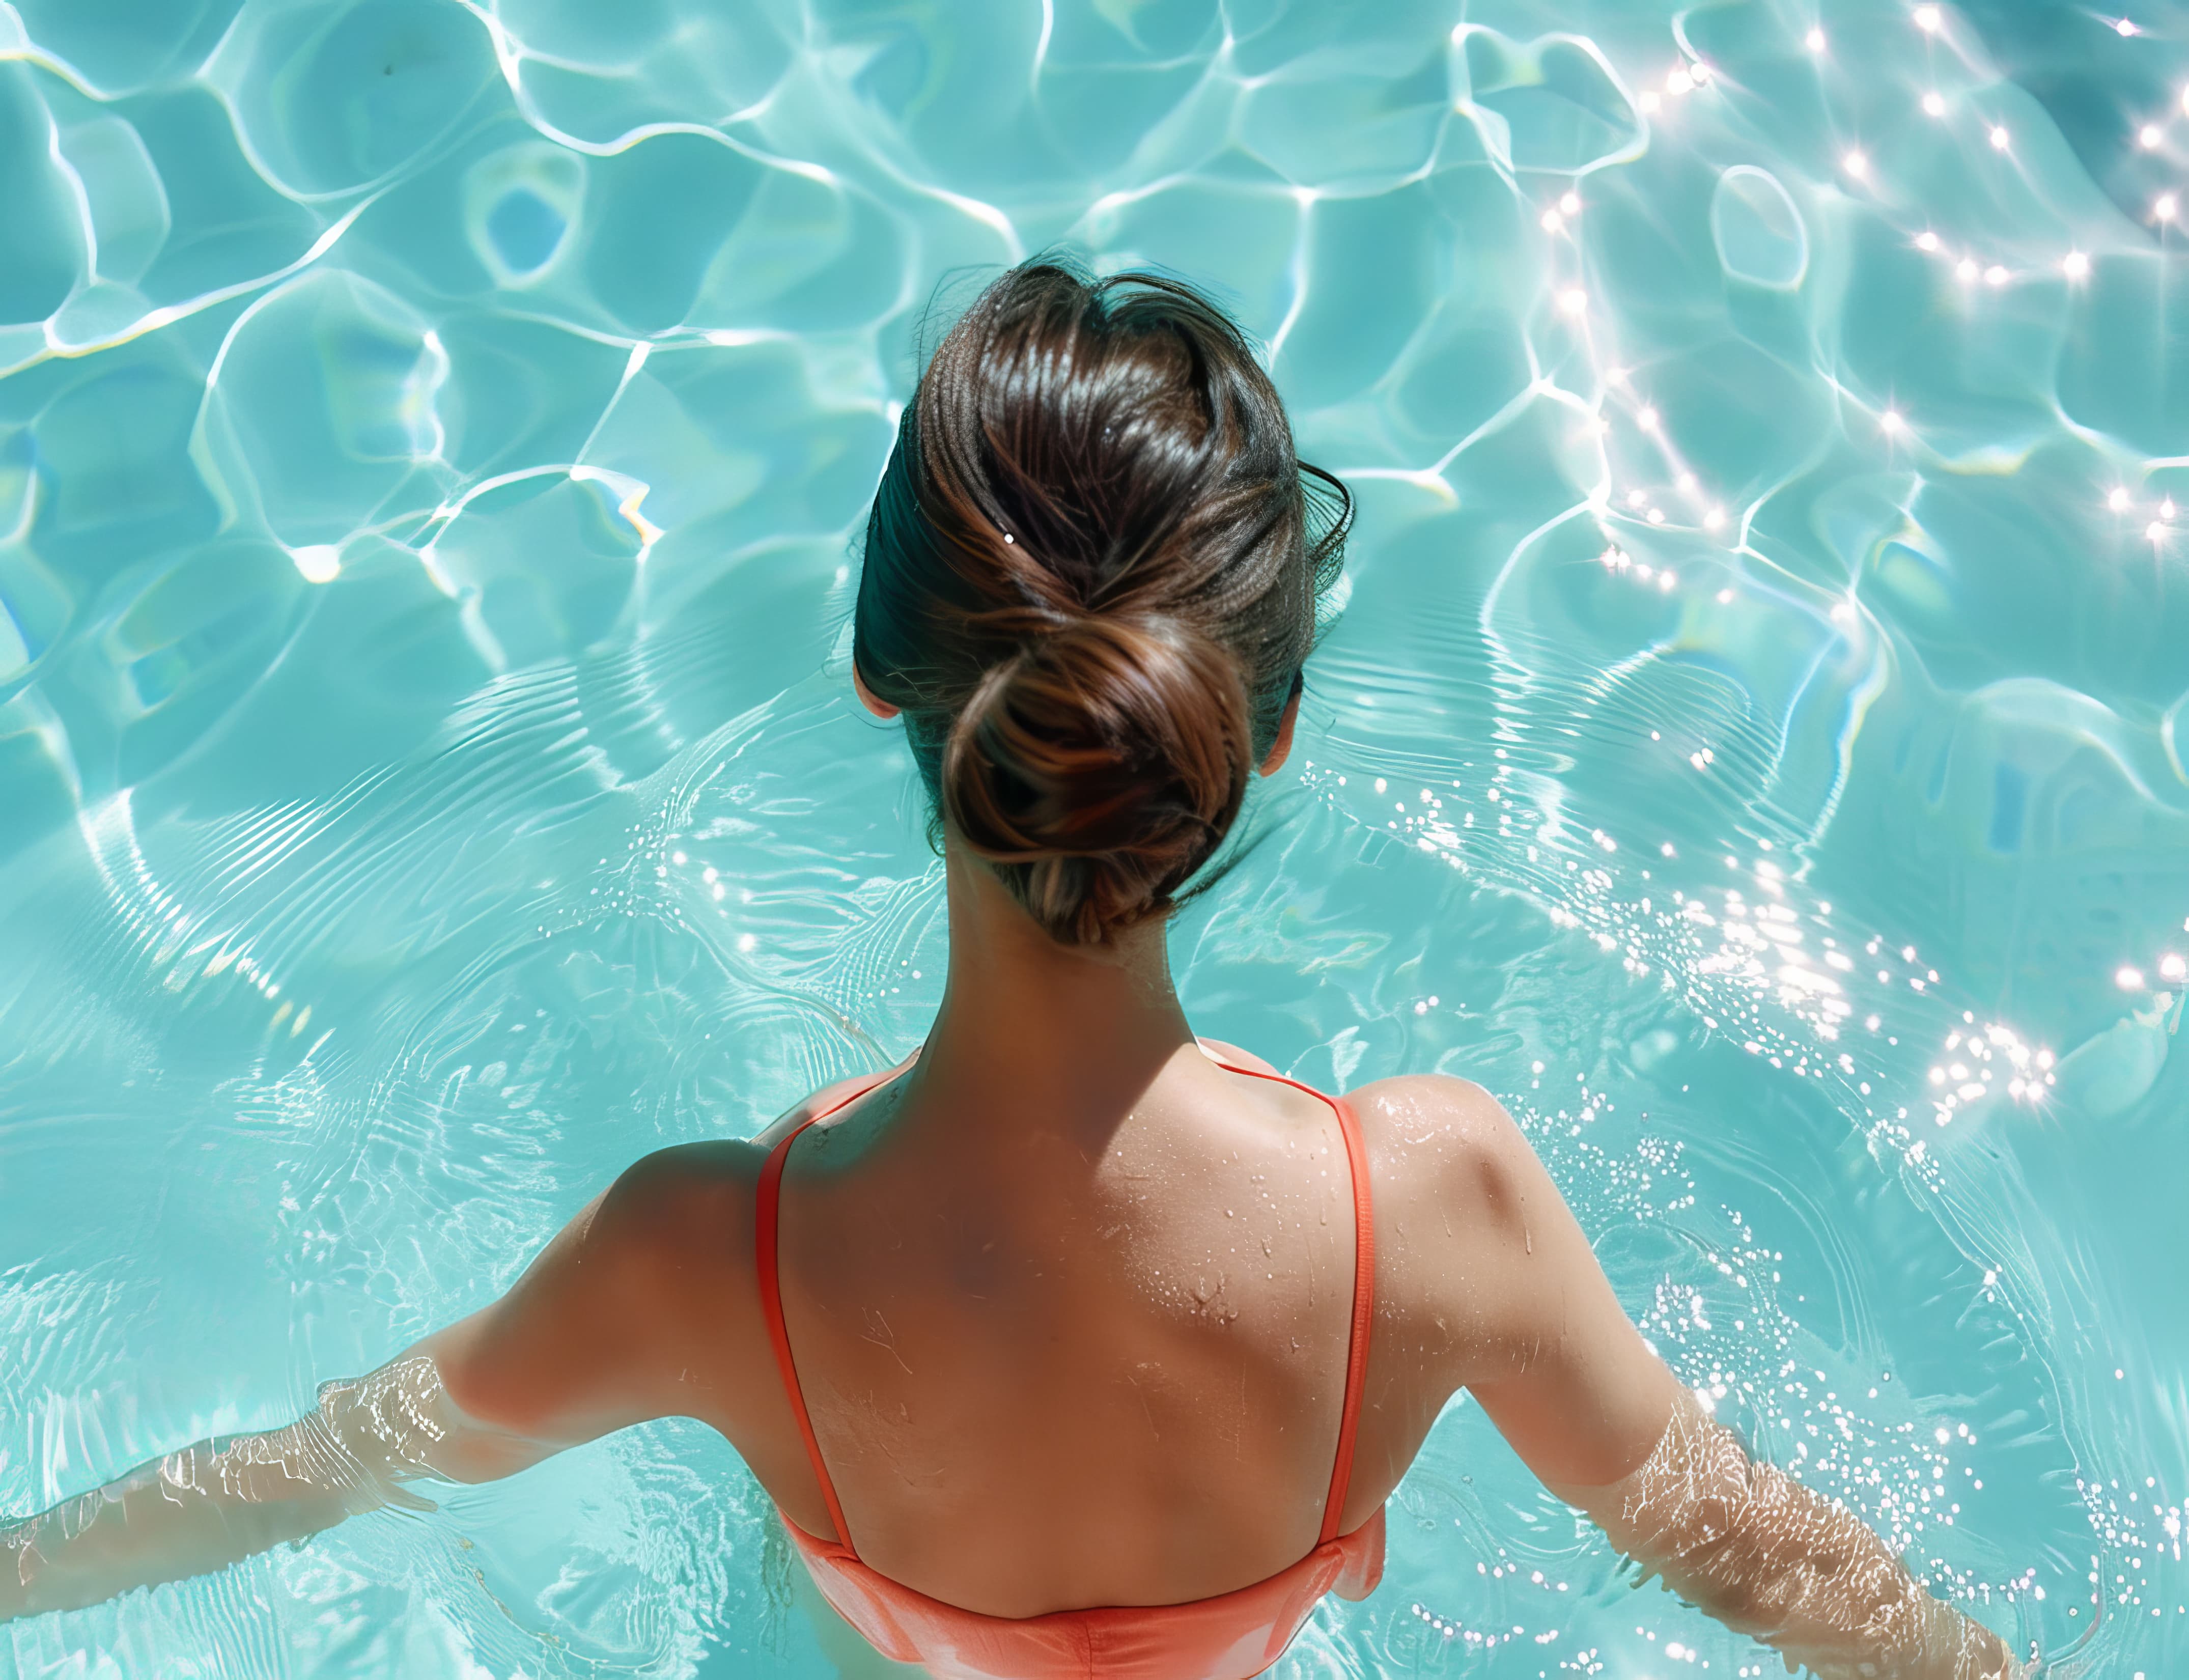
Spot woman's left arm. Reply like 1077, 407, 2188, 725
0, 1141, 743, 1622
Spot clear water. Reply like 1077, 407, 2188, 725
3, 0, 2186, 1674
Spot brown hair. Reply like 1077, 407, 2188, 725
852, 256, 1351, 945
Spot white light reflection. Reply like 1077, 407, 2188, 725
289, 545, 342, 584
2064, 250, 2091, 279
1989, 125, 2010, 151
1805, 26, 1827, 52
1917, 230, 1942, 251
2156, 192, 2178, 221
1923, 91, 1946, 117
1915, 5, 1943, 33
1843, 150, 1869, 179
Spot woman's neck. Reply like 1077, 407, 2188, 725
903, 846, 1198, 1145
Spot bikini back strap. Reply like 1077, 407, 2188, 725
756, 1072, 900, 1557
1318, 1090, 1376, 1545
1201, 1054, 1377, 1547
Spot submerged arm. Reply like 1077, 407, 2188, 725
1546, 1390, 2016, 1679
0, 1145, 727, 1623
1402, 1078, 2017, 1679
0, 1352, 495, 1621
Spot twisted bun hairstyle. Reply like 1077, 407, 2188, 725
853, 256, 1351, 945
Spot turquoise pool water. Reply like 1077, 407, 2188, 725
3, 0, 2187, 1673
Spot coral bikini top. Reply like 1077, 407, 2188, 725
753, 1054, 1384, 1680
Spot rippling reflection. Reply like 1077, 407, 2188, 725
3, 1, 2187, 1674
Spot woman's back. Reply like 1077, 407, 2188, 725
752, 1042, 1377, 1615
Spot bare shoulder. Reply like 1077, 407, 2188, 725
566, 1137, 772, 1302
751, 1053, 920, 1150
1343, 1073, 1548, 1310
1346, 1072, 1534, 1201
430, 1135, 777, 1445
1327, 1072, 1579, 1490
1193, 1035, 1283, 1075
603, 1136, 767, 1212
592, 1060, 918, 1281
586, 1053, 912, 1279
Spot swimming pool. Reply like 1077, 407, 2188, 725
3, 0, 2185, 1672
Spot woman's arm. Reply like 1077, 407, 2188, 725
1540, 1388, 2016, 1680
1399, 1077, 2018, 1679
0, 1142, 741, 1623
0, 1354, 469, 1621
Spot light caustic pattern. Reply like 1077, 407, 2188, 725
2, 0, 2189, 1676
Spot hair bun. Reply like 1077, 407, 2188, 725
941, 612, 1252, 945
853, 257, 1350, 945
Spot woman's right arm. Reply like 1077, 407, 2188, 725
1395, 1077, 2018, 1680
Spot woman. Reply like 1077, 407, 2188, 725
2, 260, 2018, 1679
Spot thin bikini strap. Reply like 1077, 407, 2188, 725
1202, 1055, 1377, 1547
755, 1070, 900, 1558
1319, 1088, 1376, 1544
